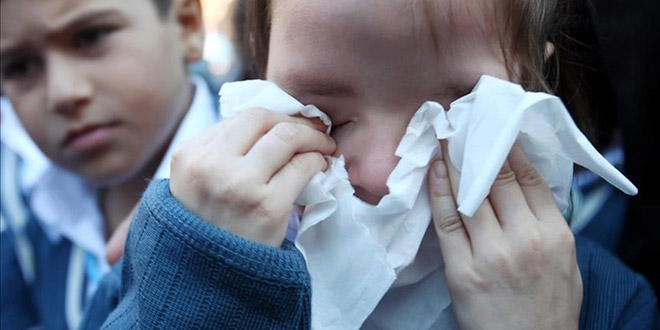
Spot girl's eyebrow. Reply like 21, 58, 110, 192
280, 72, 357, 97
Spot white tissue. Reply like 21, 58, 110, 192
440, 76, 637, 216
219, 75, 637, 330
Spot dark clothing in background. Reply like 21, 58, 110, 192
570, 0, 660, 297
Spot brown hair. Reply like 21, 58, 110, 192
242, 0, 596, 141
497, 0, 596, 142
243, 0, 271, 79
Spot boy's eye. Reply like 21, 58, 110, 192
73, 26, 113, 49
1, 56, 41, 80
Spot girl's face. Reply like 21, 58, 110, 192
267, 0, 510, 204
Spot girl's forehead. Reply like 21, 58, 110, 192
271, 0, 498, 46
267, 0, 508, 96
270, 0, 501, 64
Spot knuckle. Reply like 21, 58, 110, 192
292, 152, 325, 175
170, 142, 197, 170
242, 107, 269, 120
476, 246, 515, 278
555, 225, 577, 253
515, 164, 544, 187
290, 153, 313, 173
429, 170, 452, 198
272, 122, 302, 145
488, 248, 512, 272
434, 212, 464, 234
170, 145, 186, 170
216, 176, 251, 203
453, 266, 489, 293
172, 147, 203, 182
529, 229, 545, 250
255, 199, 291, 227
492, 163, 517, 186
520, 229, 545, 260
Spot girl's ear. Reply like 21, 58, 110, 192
174, 0, 205, 63
544, 42, 555, 60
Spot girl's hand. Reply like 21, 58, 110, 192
169, 108, 336, 247
428, 141, 582, 330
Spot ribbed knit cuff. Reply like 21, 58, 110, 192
136, 179, 310, 287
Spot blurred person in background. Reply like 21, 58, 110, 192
190, 0, 246, 93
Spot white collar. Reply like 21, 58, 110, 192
28, 75, 219, 271
1, 97, 51, 194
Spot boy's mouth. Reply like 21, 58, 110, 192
62, 121, 120, 152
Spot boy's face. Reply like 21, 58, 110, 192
268, 0, 509, 204
0, 0, 203, 185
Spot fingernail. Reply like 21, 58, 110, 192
434, 161, 448, 178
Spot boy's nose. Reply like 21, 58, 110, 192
45, 53, 93, 115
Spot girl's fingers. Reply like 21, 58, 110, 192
487, 155, 536, 229
268, 151, 328, 205
440, 141, 502, 248
507, 144, 564, 223
245, 122, 336, 182
221, 108, 328, 156
429, 158, 473, 264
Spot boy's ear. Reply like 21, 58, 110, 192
173, 0, 205, 63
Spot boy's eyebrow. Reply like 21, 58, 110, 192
0, 9, 124, 59
48, 9, 125, 40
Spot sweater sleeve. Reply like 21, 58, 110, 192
82, 179, 311, 330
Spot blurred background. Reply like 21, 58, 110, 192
193, 0, 243, 92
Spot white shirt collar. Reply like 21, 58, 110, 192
1, 97, 51, 194
28, 75, 220, 271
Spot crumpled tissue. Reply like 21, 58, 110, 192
219, 75, 637, 329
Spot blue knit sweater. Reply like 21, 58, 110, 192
80, 179, 658, 329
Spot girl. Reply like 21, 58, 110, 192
83, 0, 658, 329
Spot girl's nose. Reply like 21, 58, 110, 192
337, 117, 406, 205
345, 145, 400, 205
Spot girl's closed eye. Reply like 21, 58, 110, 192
331, 120, 352, 131
431, 85, 474, 109
310, 104, 352, 134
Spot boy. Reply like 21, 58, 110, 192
0, 0, 217, 329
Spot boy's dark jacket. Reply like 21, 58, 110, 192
80, 180, 658, 330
